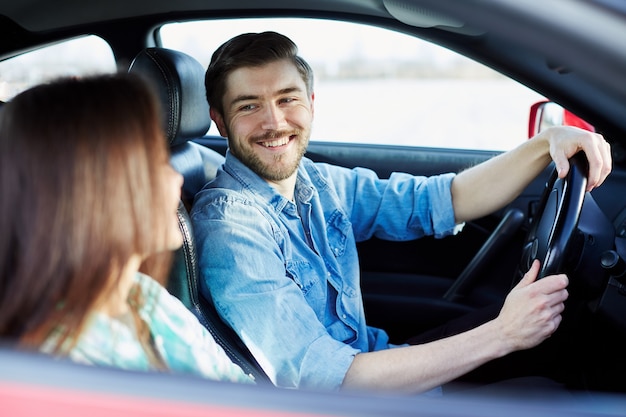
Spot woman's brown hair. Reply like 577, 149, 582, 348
0, 73, 173, 350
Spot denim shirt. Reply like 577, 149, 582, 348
191, 151, 458, 390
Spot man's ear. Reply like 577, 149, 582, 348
210, 108, 228, 137
310, 92, 315, 119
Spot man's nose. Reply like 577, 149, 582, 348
261, 103, 286, 130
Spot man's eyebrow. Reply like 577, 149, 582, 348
228, 86, 304, 108
277, 86, 303, 95
229, 94, 258, 108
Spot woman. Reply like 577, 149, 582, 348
0, 73, 252, 383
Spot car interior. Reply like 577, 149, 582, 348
124, 41, 626, 393
126, 40, 528, 388
3, 1, 626, 405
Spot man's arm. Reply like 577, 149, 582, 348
342, 260, 568, 394
451, 126, 611, 224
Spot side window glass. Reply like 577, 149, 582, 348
160, 19, 543, 151
0, 36, 116, 102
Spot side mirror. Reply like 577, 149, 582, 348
528, 101, 595, 138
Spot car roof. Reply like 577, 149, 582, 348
6, 0, 392, 32
1, 0, 624, 33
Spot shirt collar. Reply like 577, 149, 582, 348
223, 150, 314, 213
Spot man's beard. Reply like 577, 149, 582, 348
230, 129, 309, 181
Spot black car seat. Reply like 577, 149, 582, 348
128, 47, 269, 383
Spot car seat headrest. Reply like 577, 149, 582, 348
129, 47, 211, 148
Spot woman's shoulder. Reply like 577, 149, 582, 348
133, 272, 199, 329
134, 272, 181, 311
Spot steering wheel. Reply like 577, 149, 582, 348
517, 152, 589, 281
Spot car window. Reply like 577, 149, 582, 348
0, 36, 116, 102
159, 18, 544, 151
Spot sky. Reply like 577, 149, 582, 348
159, 18, 464, 68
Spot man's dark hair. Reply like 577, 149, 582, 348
205, 31, 314, 116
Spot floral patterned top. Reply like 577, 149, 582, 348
42, 272, 254, 384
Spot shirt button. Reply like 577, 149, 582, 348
342, 314, 347, 319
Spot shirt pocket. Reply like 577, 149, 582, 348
326, 210, 351, 258
285, 259, 319, 297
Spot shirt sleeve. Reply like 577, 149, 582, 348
314, 163, 459, 241
192, 193, 359, 390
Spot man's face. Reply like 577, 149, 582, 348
212, 59, 314, 183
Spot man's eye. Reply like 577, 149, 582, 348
239, 104, 256, 111
279, 97, 295, 104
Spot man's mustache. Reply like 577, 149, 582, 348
251, 129, 302, 142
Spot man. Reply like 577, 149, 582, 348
191, 31, 612, 393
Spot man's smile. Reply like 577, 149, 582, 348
259, 136, 291, 148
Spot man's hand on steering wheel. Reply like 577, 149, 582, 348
517, 127, 612, 280
542, 126, 612, 191
497, 260, 569, 352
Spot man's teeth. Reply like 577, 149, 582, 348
261, 137, 290, 148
